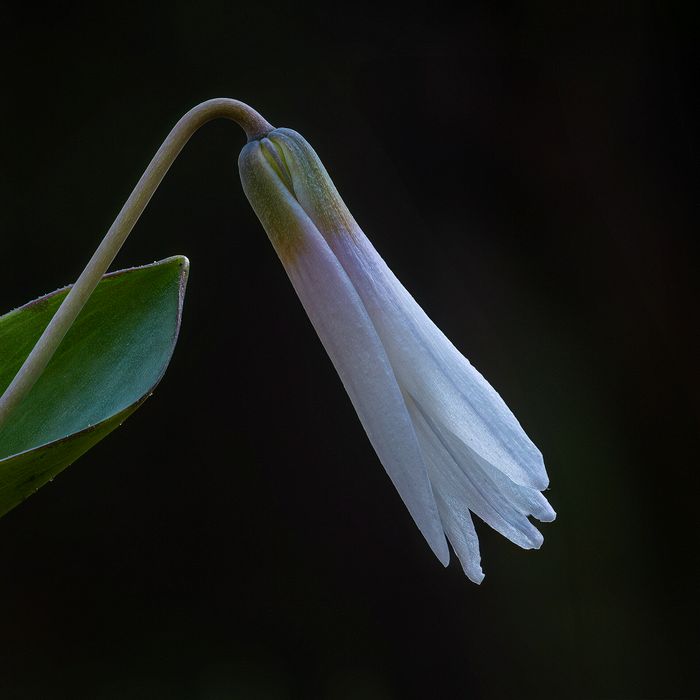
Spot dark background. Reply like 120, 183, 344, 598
1, 3, 697, 698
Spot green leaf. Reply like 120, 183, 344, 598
0, 255, 189, 517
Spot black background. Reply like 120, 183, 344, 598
1, 3, 697, 699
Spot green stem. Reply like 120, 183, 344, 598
0, 98, 273, 431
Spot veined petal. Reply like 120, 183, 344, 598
238, 139, 449, 565
435, 489, 484, 584
476, 456, 556, 523
406, 392, 545, 552
269, 129, 550, 492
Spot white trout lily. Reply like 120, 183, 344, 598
239, 128, 555, 583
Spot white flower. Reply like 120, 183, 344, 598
239, 128, 555, 583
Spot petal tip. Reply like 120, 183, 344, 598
434, 537, 451, 567
533, 497, 557, 523
513, 526, 544, 550
539, 506, 557, 523
531, 473, 550, 491
467, 568, 485, 584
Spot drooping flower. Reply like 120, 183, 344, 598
239, 128, 555, 583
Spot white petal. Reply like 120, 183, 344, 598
239, 142, 449, 565
409, 401, 487, 577
434, 490, 484, 584
477, 458, 556, 523
272, 129, 549, 492
406, 392, 544, 551
341, 238, 548, 491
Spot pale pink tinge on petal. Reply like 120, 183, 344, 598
239, 141, 449, 566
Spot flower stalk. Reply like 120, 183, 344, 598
0, 99, 273, 430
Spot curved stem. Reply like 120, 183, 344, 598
0, 98, 274, 430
